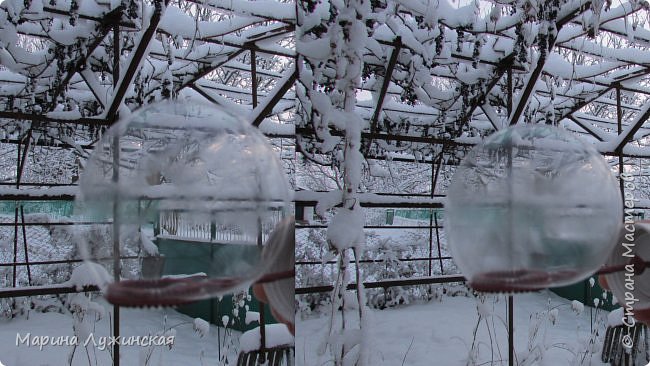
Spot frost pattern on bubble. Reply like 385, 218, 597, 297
446, 124, 622, 292
75, 100, 290, 295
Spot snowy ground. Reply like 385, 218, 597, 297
0, 214, 230, 365
0, 211, 293, 366
297, 290, 617, 366
0, 302, 241, 366
296, 218, 631, 365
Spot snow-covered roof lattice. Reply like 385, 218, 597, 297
0, 0, 295, 147
297, 0, 650, 161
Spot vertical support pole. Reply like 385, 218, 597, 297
217, 327, 221, 362
251, 49, 258, 109
506, 66, 514, 366
507, 69, 513, 128
258, 220, 266, 359
112, 134, 121, 366
507, 148, 515, 366
12, 129, 30, 309
112, 24, 120, 366
17, 131, 32, 185
585, 280, 593, 333
12, 206, 18, 288
617, 87, 624, 195
428, 154, 436, 277
509, 295, 514, 366
428, 209, 433, 277
616, 86, 631, 365
250, 47, 266, 361
113, 26, 120, 96
259, 302, 266, 358
256, 217, 265, 357
20, 206, 31, 285
431, 152, 444, 275
434, 213, 444, 274
13, 141, 21, 289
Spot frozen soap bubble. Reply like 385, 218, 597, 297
446, 124, 622, 292
75, 100, 291, 306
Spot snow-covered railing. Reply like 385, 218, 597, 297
295, 274, 466, 295
294, 190, 445, 209
158, 209, 285, 243
0, 284, 100, 299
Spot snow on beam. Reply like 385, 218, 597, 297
0, 111, 112, 125
294, 190, 444, 209
49, 7, 122, 111
568, 75, 650, 96
79, 68, 109, 109
556, 86, 612, 121
200, 0, 295, 23
509, 0, 596, 125
159, 5, 265, 39
375, 39, 526, 72
193, 80, 295, 106
42, 6, 136, 29
597, 18, 650, 46
157, 29, 294, 58
358, 101, 441, 117
296, 275, 467, 294
175, 49, 245, 93
610, 102, 650, 153
105, 1, 169, 120
0, 284, 100, 299
250, 68, 296, 127
297, 124, 650, 159
245, 23, 295, 43
558, 2, 647, 42
296, 126, 471, 147
220, 61, 286, 78
0, 186, 77, 201
509, 53, 550, 125
583, 94, 641, 112
557, 40, 650, 67
566, 115, 606, 141
0, 138, 94, 151
461, 53, 514, 131
479, 104, 502, 131
188, 83, 230, 108
368, 37, 401, 140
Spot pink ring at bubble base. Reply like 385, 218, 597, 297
636, 307, 650, 325
469, 269, 580, 293
105, 276, 243, 307
105, 269, 295, 308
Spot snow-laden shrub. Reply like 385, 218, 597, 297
296, 227, 336, 313
0, 213, 147, 318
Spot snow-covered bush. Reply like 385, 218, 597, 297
0, 212, 148, 318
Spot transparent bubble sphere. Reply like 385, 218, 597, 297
75, 100, 291, 305
446, 124, 622, 292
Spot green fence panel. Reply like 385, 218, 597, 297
393, 209, 444, 221
156, 237, 277, 331
551, 278, 618, 312
0, 200, 74, 217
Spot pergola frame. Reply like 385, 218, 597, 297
0, 1, 295, 365
295, 1, 650, 364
